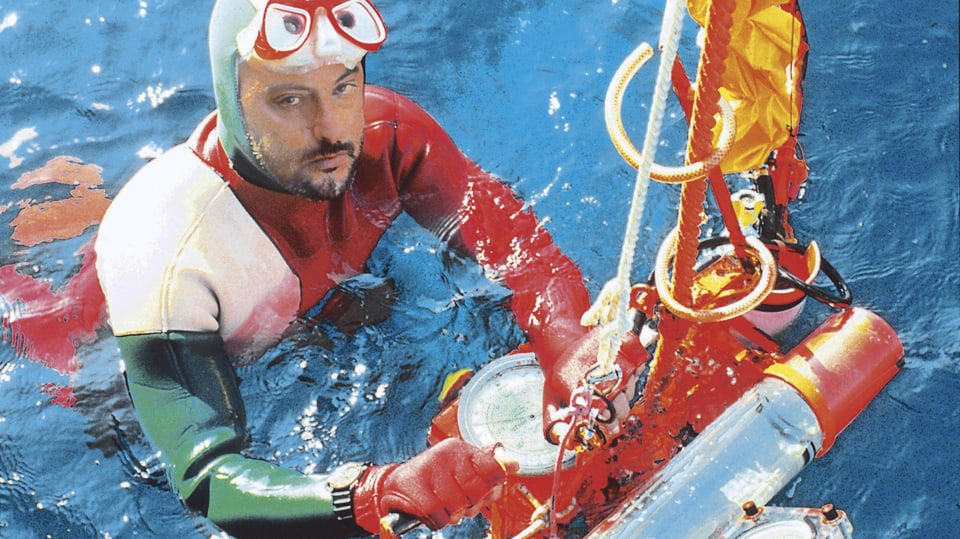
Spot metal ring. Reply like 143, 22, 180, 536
654, 229, 778, 322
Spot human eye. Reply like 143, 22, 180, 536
334, 80, 359, 97
273, 93, 304, 107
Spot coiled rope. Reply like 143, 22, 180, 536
654, 228, 777, 322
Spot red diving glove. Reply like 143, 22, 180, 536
353, 438, 508, 533
539, 324, 648, 446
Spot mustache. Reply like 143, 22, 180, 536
304, 139, 357, 160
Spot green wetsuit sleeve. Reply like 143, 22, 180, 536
117, 332, 366, 538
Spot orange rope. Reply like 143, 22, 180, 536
670, 57, 749, 259
643, 0, 737, 413
672, 0, 735, 305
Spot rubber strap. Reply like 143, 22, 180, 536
118, 331, 364, 538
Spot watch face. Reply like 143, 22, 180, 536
457, 353, 576, 476
328, 462, 366, 489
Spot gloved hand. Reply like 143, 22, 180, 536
353, 439, 509, 533
539, 324, 648, 446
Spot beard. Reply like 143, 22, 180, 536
253, 136, 362, 201
290, 152, 360, 201
288, 136, 362, 201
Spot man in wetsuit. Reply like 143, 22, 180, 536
95, 1, 636, 537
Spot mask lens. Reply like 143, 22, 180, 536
263, 5, 311, 53
332, 0, 386, 47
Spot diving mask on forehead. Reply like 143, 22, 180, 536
237, 0, 387, 71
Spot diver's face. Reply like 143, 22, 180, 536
238, 58, 365, 200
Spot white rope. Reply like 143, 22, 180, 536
582, 0, 687, 376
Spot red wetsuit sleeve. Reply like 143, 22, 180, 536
374, 89, 592, 368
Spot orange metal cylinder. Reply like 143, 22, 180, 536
765, 307, 903, 454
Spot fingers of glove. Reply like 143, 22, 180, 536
469, 444, 508, 483
452, 444, 507, 505
548, 329, 647, 403
387, 440, 505, 527
415, 440, 504, 508
382, 451, 463, 528
352, 464, 397, 534
380, 490, 449, 530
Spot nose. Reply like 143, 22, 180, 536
310, 99, 346, 143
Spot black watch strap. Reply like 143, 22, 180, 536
327, 462, 368, 522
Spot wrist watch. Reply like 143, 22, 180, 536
327, 462, 368, 522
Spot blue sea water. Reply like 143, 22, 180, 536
0, 1, 957, 538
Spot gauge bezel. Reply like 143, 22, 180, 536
457, 353, 576, 476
